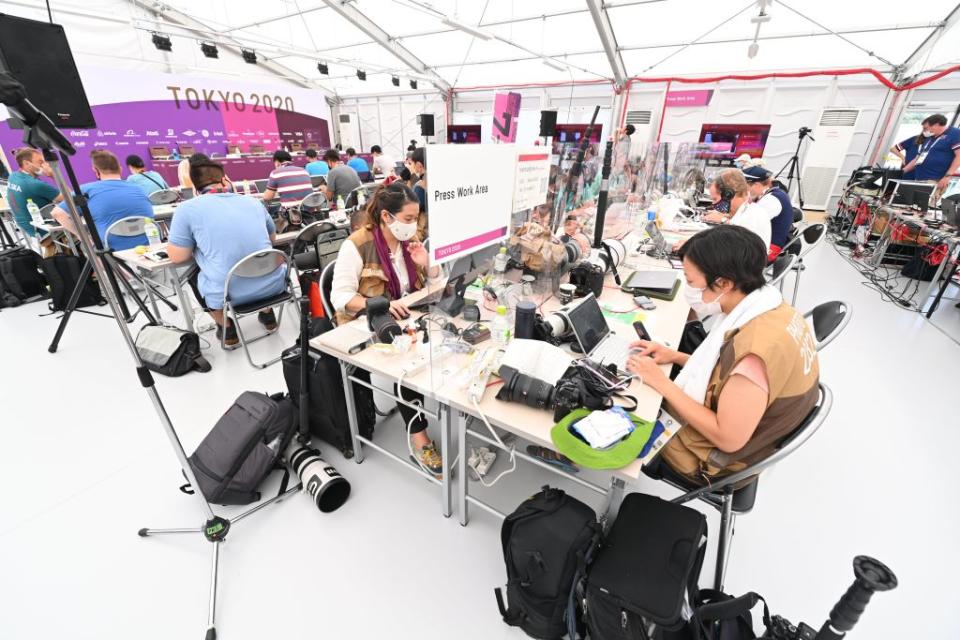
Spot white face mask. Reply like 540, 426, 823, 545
387, 214, 418, 242
683, 284, 726, 318
922, 131, 934, 138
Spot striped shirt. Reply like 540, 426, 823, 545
266, 162, 313, 204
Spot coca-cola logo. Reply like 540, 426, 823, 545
70, 130, 89, 137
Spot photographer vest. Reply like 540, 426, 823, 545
334, 226, 425, 326
661, 303, 819, 483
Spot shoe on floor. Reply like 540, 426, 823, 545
526, 445, 579, 474
411, 441, 444, 478
216, 322, 239, 347
258, 309, 278, 330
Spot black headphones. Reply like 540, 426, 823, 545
717, 176, 735, 201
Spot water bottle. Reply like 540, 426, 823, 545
494, 246, 508, 281
336, 195, 345, 211
145, 220, 162, 247
27, 199, 42, 226
357, 191, 366, 207
492, 305, 511, 346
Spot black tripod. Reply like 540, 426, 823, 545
776, 127, 814, 209
2, 71, 302, 640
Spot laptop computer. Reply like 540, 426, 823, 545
310, 175, 326, 189
566, 293, 634, 370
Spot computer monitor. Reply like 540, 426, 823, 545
432, 244, 500, 316
395, 161, 406, 174
555, 124, 602, 144
941, 194, 960, 227
698, 124, 771, 159
254, 179, 269, 193
357, 171, 373, 183
149, 146, 171, 159
179, 144, 196, 157
447, 125, 481, 144
884, 179, 935, 208
310, 175, 326, 189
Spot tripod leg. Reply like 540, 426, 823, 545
137, 526, 203, 536
48, 258, 95, 353
206, 540, 220, 640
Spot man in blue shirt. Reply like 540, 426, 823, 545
53, 150, 155, 251
6, 148, 62, 251
304, 148, 328, 176
345, 147, 369, 174
902, 114, 960, 192
166, 160, 287, 346
125, 154, 169, 196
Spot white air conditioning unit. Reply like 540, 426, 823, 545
625, 110, 654, 152
798, 108, 860, 210
337, 112, 359, 149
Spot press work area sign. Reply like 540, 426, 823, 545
427, 144, 516, 266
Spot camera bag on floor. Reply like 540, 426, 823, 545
282, 316, 375, 458
680, 589, 769, 640
182, 392, 297, 506
577, 493, 707, 640
40, 254, 104, 311
0, 246, 46, 306
495, 485, 601, 639
135, 324, 211, 376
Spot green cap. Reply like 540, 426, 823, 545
499, 247, 507, 254
550, 408, 655, 470
496, 305, 507, 316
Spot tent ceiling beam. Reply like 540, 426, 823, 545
585, 0, 629, 87
218, 4, 329, 34
899, 2, 960, 80
124, 0, 321, 91
317, 0, 451, 93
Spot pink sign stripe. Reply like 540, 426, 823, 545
519, 153, 549, 161
433, 227, 507, 261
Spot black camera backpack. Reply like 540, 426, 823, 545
495, 485, 601, 639
0, 247, 46, 306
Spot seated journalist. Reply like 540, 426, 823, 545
627, 225, 819, 485
167, 160, 287, 347
331, 182, 445, 476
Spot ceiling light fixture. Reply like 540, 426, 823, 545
318, 62, 329, 75
241, 48, 257, 64
542, 58, 566, 72
410, 79, 418, 89
441, 16, 492, 41
747, 0, 772, 59
200, 42, 218, 59
151, 32, 172, 52
391, 75, 400, 87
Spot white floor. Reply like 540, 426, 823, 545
2, 244, 958, 640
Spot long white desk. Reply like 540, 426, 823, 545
310, 249, 691, 524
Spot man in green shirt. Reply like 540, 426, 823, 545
6, 148, 62, 253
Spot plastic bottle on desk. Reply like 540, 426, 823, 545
492, 305, 511, 346
336, 195, 345, 211
26, 199, 42, 226
144, 220, 162, 247
357, 191, 367, 208
493, 247, 509, 282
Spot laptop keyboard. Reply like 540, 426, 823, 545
591, 332, 634, 370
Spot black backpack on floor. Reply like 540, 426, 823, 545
40, 254, 104, 311
577, 493, 707, 640
0, 247, 46, 306
496, 486, 601, 639
182, 392, 298, 506
281, 316, 375, 458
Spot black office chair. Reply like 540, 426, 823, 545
643, 384, 832, 592
803, 300, 851, 351
765, 252, 798, 290
781, 223, 826, 306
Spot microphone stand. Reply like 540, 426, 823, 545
2, 79, 300, 640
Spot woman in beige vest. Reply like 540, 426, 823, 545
331, 182, 444, 476
627, 225, 819, 484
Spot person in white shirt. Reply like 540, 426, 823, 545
331, 182, 445, 476
369, 145, 396, 176
703, 169, 771, 251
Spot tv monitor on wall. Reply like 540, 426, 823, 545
448, 125, 481, 144
555, 124, 602, 144
698, 124, 771, 159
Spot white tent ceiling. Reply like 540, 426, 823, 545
6, 0, 960, 97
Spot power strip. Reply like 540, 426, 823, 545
468, 446, 497, 478
401, 348, 454, 377
467, 347, 501, 403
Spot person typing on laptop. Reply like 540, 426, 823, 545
626, 225, 819, 486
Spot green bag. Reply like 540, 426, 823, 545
550, 408, 655, 470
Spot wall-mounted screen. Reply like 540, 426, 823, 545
448, 125, 481, 144
698, 123, 771, 159
555, 124, 602, 144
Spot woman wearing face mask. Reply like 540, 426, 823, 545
627, 225, 819, 485
331, 182, 445, 475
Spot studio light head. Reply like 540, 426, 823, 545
200, 42, 218, 59
241, 49, 257, 64
391, 75, 400, 87
318, 62, 329, 75
151, 33, 172, 52
357, 69, 366, 81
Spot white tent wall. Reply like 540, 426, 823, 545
335, 93, 449, 158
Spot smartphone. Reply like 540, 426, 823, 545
633, 295, 657, 311
633, 320, 651, 341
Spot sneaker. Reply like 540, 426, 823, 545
216, 321, 239, 347
411, 441, 444, 478
258, 309, 278, 330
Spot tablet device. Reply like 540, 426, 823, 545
621, 270, 679, 294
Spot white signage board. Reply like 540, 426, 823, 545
427, 144, 516, 266
512, 148, 552, 212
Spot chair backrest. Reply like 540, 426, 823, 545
792, 206, 804, 223
294, 222, 348, 270
299, 192, 329, 213
803, 300, 851, 351
676, 384, 832, 504
766, 252, 797, 288
228, 249, 290, 279
320, 260, 336, 320
149, 189, 181, 205
798, 223, 826, 258
103, 215, 151, 251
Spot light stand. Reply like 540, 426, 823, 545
591, 139, 623, 286
2, 77, 301, 640
776, 127, 814, 209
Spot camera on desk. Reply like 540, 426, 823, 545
496, 364, 613, 423
366, 296, 402, 343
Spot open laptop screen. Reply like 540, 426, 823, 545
567, 294, 610, 356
